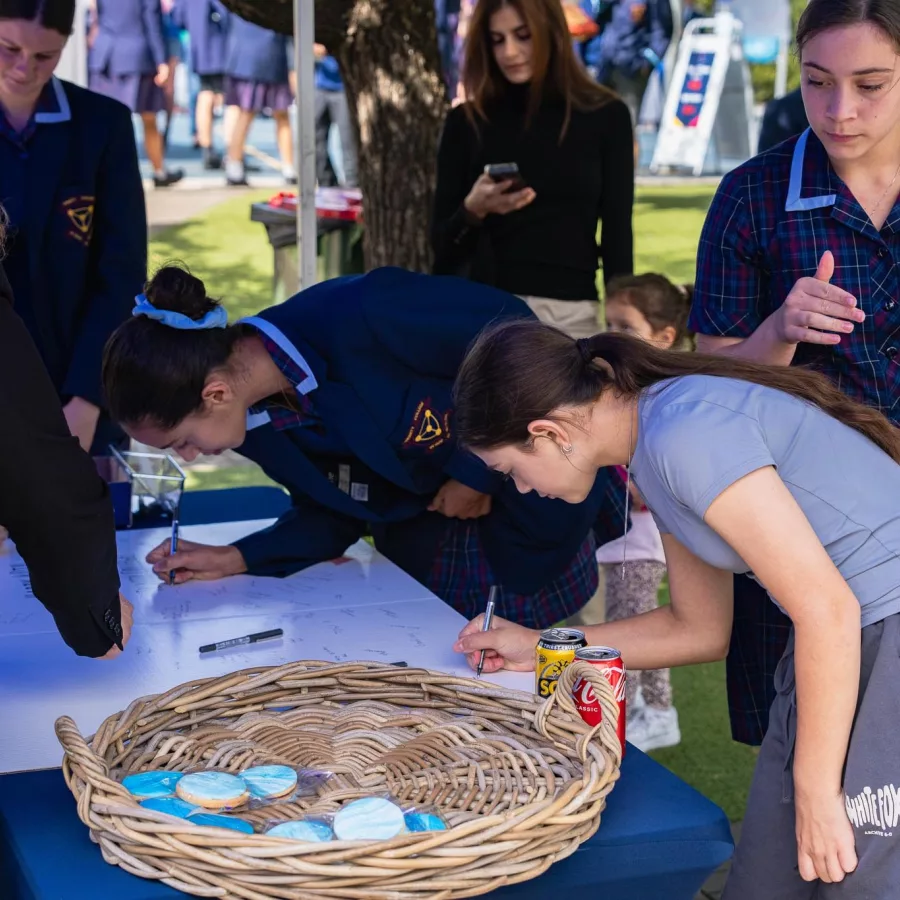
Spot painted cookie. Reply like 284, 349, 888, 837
266, 819, 334, 842
333, 797, 406, 841
139, 797, 198, 819
241, 765, 298, 800
122, 770, 182, 800
404, 811, 447, 833
175, 772, 249, 810
187, 812, 255, 834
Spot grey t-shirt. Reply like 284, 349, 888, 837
631, 374, 900, 628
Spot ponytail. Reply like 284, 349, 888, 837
454, 320, 900, 464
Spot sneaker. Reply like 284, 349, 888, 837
626, 706, 681, 753
153, 169, 184, 188
202, 148, 223, 170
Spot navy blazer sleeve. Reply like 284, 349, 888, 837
0, 265, 123, 658
63, 103, 147, 407
360, 270, 530, 494
144, 0, 168, 67
232, 484, 365, 577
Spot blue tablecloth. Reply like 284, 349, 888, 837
0, 749, 733, 900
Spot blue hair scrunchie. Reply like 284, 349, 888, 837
132, 293, 228, 330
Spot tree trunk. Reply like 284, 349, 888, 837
219, 0, 448, 273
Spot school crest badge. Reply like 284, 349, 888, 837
402, 398, 452, 453
62, 195, 95, 245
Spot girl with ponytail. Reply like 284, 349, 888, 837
453, 319, 900, 896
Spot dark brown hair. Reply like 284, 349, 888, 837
797, 0, 900, 52
103, 265, 251, 429
606, 273, 695, 347
454, 320, 900, 464
0, 0, 76, 34
462, 0, 616, 139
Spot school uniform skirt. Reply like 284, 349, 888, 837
724, 613, 900, 898
89, 71, 165, 114
425, 518, 598, 628
224, 76, 293, 112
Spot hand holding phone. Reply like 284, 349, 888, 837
464, 163, 535, 220
484, 162, 528, 193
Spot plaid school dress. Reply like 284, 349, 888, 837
691, 128, 900, 744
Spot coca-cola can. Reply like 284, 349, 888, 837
572, 646, 627, 755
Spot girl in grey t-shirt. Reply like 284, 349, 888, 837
452, 321, 900, 898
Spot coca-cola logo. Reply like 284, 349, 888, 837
572, 675, 595, 706
574, 666, 626, 703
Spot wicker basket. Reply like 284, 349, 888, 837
56, 659, 622, 899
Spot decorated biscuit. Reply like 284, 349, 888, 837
187, 812, 255, 834
266, 819, 334, 842
241, 765, 298, 800
175, 772, 250, 810
139, 797, 198, 819
404, 811, 447, 833
333, 797, 406, 841
122, 770, 182, 800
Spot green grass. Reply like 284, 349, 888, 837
149, 182, 756, 821
149, 190, 275, 320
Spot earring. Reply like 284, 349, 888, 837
562, 444, 574, 455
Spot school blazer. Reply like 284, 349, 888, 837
0, 80, 146, 434
90, 0, 167, 76
232, 267, 613, 593
223, 16, 290, 84
171, 0, 230, 76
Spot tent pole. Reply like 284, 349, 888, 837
294, 0, 317, 290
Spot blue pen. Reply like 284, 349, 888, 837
168, 518, 179, 585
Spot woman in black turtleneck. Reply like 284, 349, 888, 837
431, 0, 634, 340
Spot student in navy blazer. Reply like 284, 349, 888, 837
0, 0, 146, 455
103, 267, 625, 628
222, 13, 294, 186
88, 0, 183, 186
171, 0, 229, 169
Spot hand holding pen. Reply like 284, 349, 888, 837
475, 586, 498, 678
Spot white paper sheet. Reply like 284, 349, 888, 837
0, 521, 434, 637
0, 522, 533, 773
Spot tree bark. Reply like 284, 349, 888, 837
219, 0, 448, 272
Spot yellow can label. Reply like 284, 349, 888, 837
535, 646, 576, 697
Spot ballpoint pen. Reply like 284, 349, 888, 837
476, 585, 498, 678
168, 517, 179, 585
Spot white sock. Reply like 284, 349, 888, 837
226, 158, 245, 181
282, 164, 297, 181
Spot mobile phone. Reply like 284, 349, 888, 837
484, 162, 528, 193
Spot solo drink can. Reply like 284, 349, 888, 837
535, 628, 587, 697
572, 646, 627, 754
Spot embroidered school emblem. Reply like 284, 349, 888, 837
402, 399, 452, 452
62, 195, 95, 245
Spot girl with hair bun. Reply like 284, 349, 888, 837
452, 317, 900, 896
102, 266, 626, 630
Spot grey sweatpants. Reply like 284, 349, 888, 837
724, 613, 900, 899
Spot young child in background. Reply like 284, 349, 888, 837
598, 273, 693, 752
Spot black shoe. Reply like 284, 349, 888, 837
284, 174, 298, 185
203, 149, 223, 170
153, 169, 185, 188
226, 175, 249, 187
